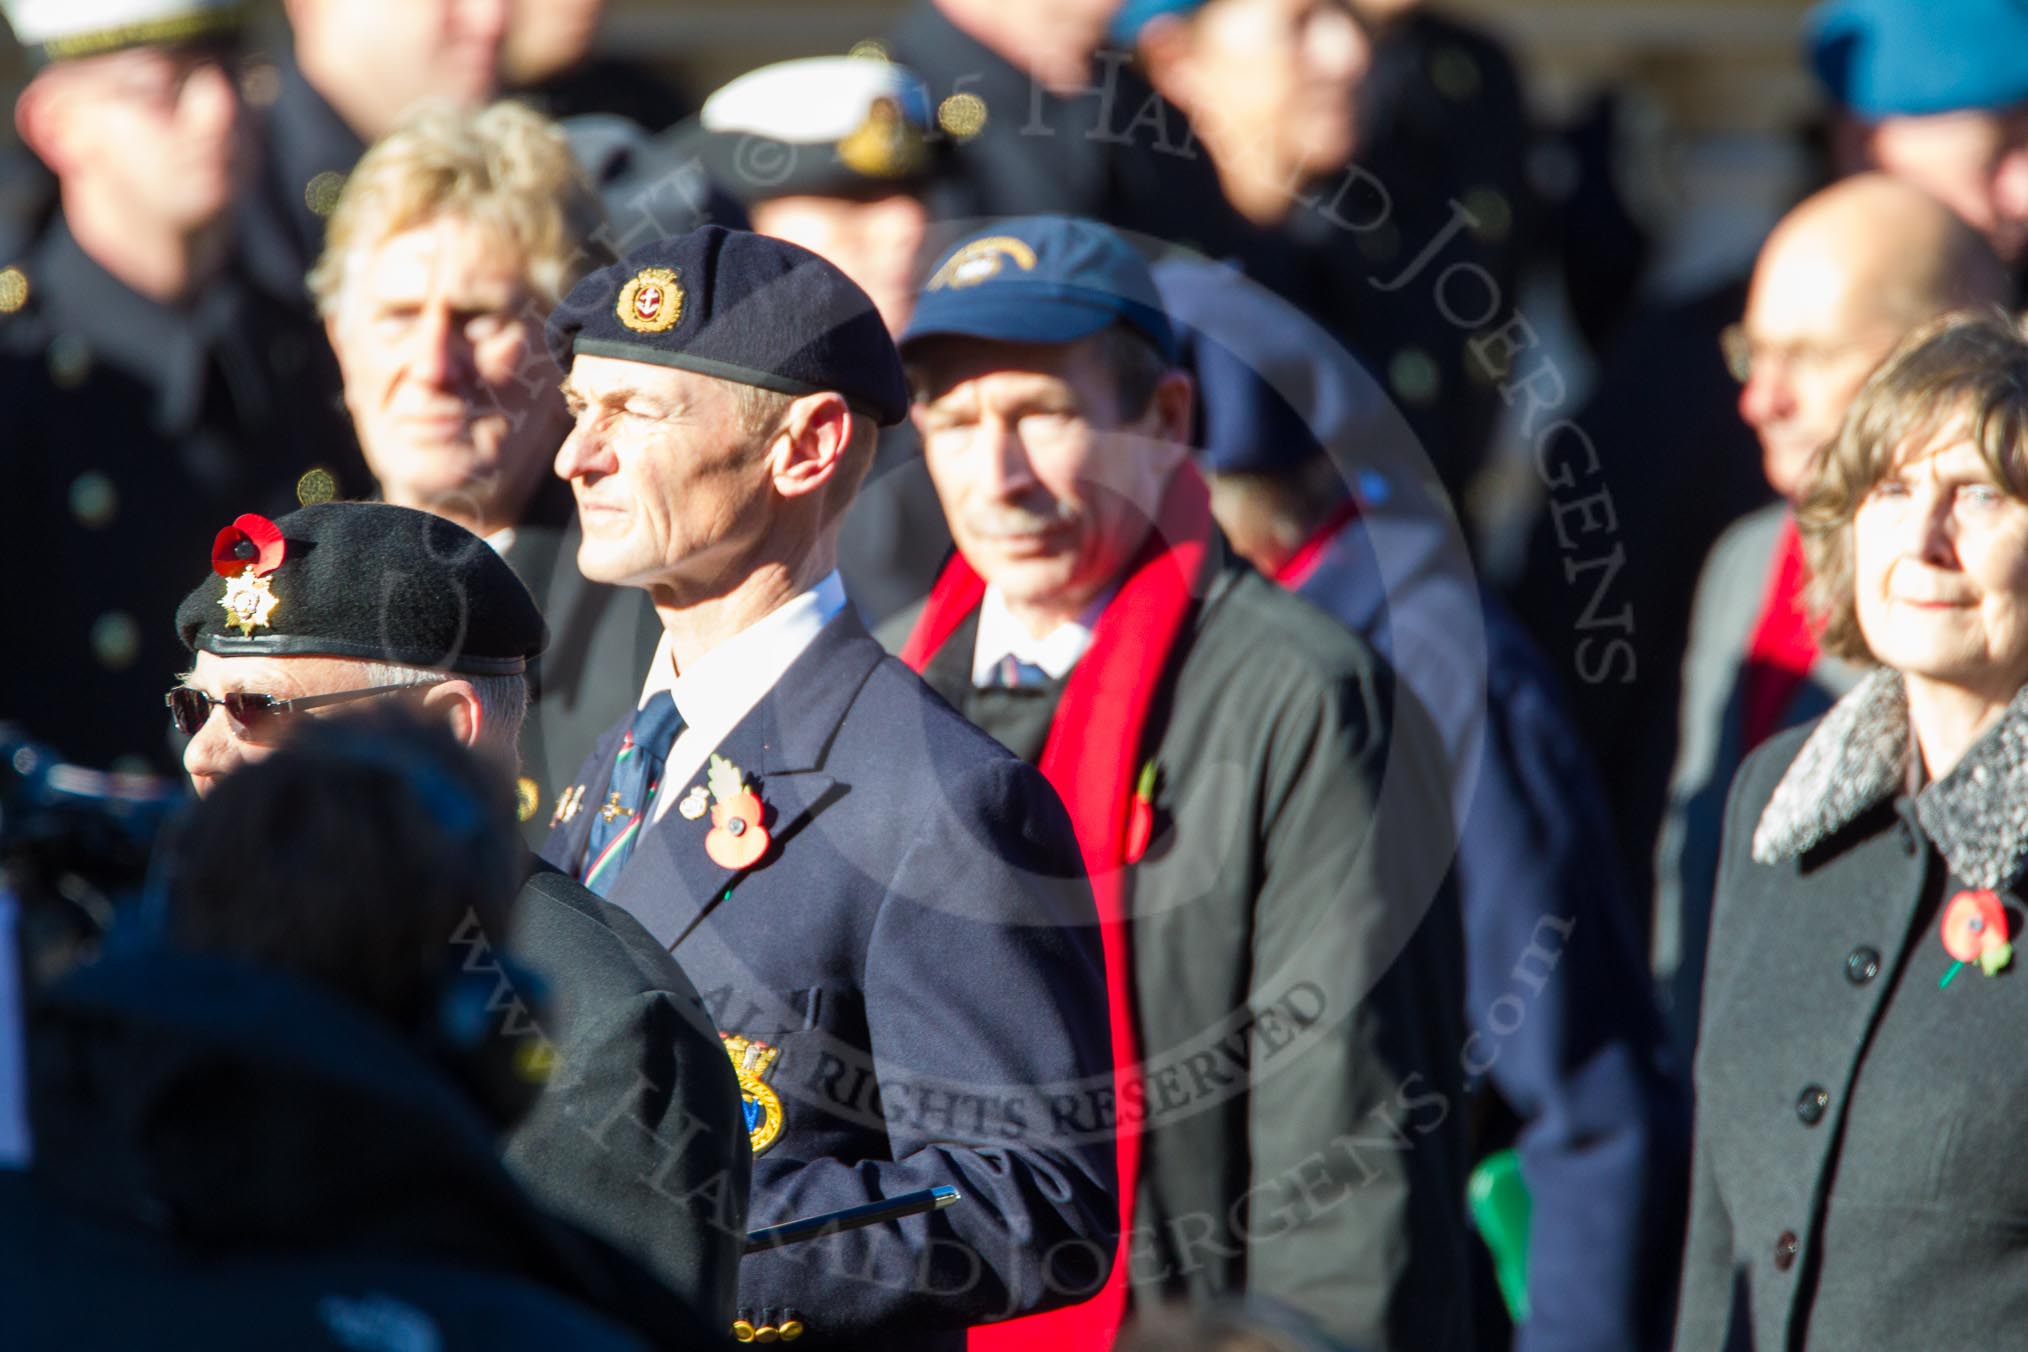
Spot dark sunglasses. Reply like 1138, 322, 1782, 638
165, 683, 423, 738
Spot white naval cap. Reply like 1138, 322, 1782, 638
1, 0, 243, 62
701, 54, 933, 146
683, 54, 937, 204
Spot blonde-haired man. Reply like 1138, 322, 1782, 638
313, 100, 656, 838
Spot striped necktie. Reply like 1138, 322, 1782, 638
581, 691, 684, 896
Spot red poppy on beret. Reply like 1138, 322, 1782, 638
211, 513, 285, 578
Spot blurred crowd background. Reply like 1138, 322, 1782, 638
5, 0, 2028, 1348
1, 0, 1977, 977
0, 0, 1844, 508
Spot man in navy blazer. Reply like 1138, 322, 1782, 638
538, 225, 1117, 1347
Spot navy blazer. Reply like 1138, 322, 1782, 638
543, 608, 1117, 1348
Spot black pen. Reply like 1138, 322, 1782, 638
743, 1185, 962, 1254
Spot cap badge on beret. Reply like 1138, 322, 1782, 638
927, 236, 1038, 291
837, 96, 926, 180
210, 513, 285, 638
616, 266, 684, 334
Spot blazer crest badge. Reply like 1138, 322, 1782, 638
724, 1032, 785, 1155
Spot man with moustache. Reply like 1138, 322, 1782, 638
896, 216, 1469, 1351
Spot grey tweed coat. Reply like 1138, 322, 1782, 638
1676, 669, 2028, 1350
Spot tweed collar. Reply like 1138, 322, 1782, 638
1752, 667, 2028, 889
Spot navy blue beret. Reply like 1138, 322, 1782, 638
545, 224, 909, 426
1807, 0, 2028, 118
176, 502, 546, 675
901, 215, 1177, 364
1153, 256, 1387, 477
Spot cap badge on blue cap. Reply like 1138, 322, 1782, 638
616, 266, 684, 334
927, 236, 1038, 291
838, 96, 925, 179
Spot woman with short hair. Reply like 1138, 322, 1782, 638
1677, 309, 2028, 1350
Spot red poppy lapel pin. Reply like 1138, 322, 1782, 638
1125, 759, 1159, 864
1940, 888, 2014, 988
702, 754, 772, 871
211, 513, 285, 637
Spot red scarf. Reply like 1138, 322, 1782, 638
1740, 512, 1820, 753
1272, 496, 1362, 590
901, 465, 1217, 1350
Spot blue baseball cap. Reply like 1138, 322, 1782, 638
1109, 0, 1206, 44
900, 216, 1178, 363
1807, 0, 2028, 119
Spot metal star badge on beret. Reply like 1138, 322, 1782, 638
616, 266, 683, 334
178, 502, 547, 670
210, 513, 285, 637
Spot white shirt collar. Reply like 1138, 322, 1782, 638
970, 584, 1107, 687
639, 570, 847, 734
483, 525, 517, 558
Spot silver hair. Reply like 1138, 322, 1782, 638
351, 661, 529, 758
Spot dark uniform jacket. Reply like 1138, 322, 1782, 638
0, 219, 360, 772
1679, 673, 2028, 1350
910, 553, 1473, 1351
0, 947, 712, 1350
543, 608, 1117, 1348
1299, 506, 1687, 1351
239, 45, 366, 313
504, 860, 750, 1329
888, 1, 1202, 238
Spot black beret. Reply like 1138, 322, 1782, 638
175, 502, 546, 676
545, 224, 909, 426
